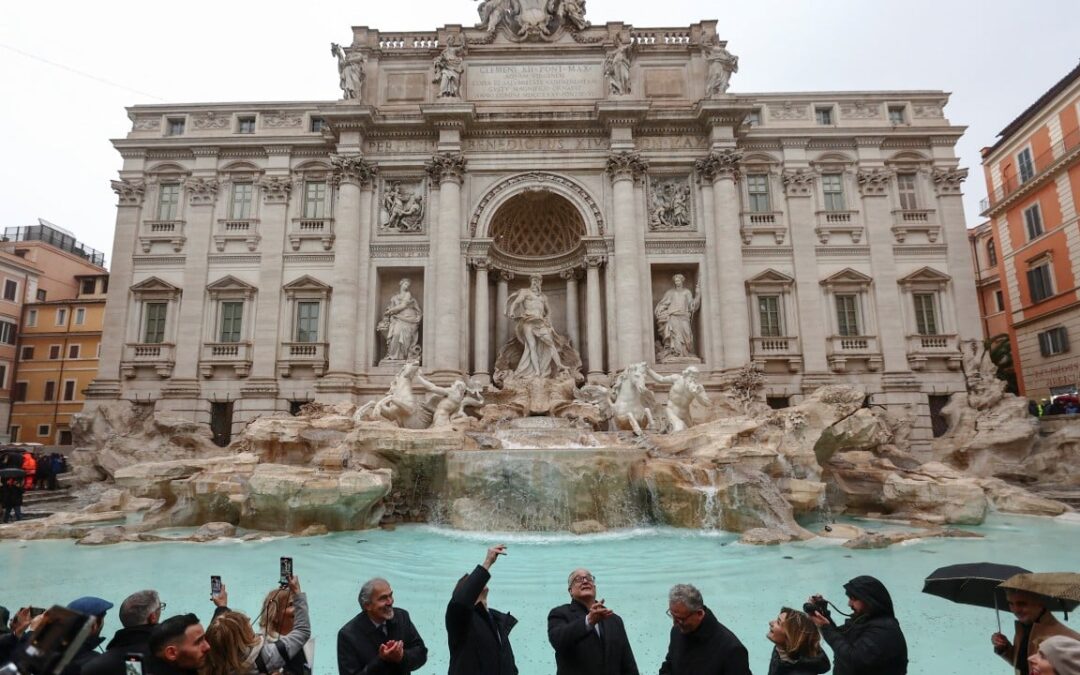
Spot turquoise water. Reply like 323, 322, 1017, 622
2, 515, 1078, 674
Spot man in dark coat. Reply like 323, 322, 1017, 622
809, 574, 908, 675
145, 613, 209, 675
83, 590, 164, 675
547, 567, 639, 675
338, 577, 428, 675
62, 596, 114, 675
659, 584, 750, 675
446, 544, 517, 675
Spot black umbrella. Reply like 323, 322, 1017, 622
923, 562, 1031, 632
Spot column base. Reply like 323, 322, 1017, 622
315, 373, 359, 395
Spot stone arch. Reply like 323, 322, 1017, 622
471, 172, 604, 238
146, 162, 190, 176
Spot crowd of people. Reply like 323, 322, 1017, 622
1029, 396, 1080, 417
1, 447, 69, 523
2, 544, 1079, 675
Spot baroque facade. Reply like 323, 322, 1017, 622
88, 6, 979, 452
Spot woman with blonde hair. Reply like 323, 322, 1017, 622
767, 607, 831, 675
203, 576, 310, 675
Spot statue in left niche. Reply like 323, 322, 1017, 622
378, 278, 423, 362
331, 42, 366, 101
433, 36, 465, 98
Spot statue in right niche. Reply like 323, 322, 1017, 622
378, 278, 423, 361
654, 273, 701, 361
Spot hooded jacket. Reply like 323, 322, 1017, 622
767, 646, 831, 675
82, 624, 156, 675
819, 576, 907, 675
658, 607, 751, 675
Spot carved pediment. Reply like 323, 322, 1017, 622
130, 276, 182, 294
282, 275, 332, 293
821, 267, 873, 287
747, 268, 795, 288
898, 266, 951, 287
207, 275, 258, 297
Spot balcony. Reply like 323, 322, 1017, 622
891, 209, 940, 243
905, 334, 962, 371
121, 343, 176, 378
200, 341, 253, 378
277, 341, 328, 377
826, 335, 882, 373
139, 220, 186, 253
740, 212, 786, 245
214, 219, 261, 252
750, 336, 802, 372
288, 218, 334, 251
983, 127, 1080, 214
814, 211, 862, 244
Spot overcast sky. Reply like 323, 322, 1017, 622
2, 0, 1078, 267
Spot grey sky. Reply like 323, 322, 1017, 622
2, 0, 1078, 266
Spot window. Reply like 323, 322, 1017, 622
1039, 327, 1070, 357
26, 309, 37, 327
1028, 261, 1054, 303
3, 280, 17, 301
913, 293, 939, 335
20, 346, 33, 360
897, 173, 919, 210
68, 344, 80, 359
237, 116, 256, 134
888, 106, 906, 124
746, 109, 761, 126
37, 424, 50, 438
746, 175, 771, 212
1024, 204, 1043, 240
835, 294, 860, 336
36, 289, 46, 301
303, 181, 328, 219
219, 301, 243, 343
210, 401, 234, 447
0, 364, 6, 389
102, 277, 109, 293
757, 295, 782, 337
56, 308, 67, 325
7, 426, 17, 442
295, 301, 320, 342
63, 380, 77, 401
59, 429, 72, 445
48, 345, 60, 359
1017, 148, 1035, 183
994, 290, 1005, 312
310, 117, 326, 133
43, 380, 56, 402
81, 278, 96, 295
822, 173, 846, 211
158, 183, 181, 220
74, 307, 86, 325
166, 118, 185, 136
230, 182, 254, 219
0, 321, 15, 345
815, 107, 833, 125
12, 383, 27, 402
987, 239, 997, 267
143, 302, 168, 343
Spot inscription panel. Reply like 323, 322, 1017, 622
467, 62, 603, 101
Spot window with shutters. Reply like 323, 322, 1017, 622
913, 293, 939, 335
1027, 261, 1054, 303
63, 380, 76, 401
219, 301, 243, 343
835, 294, 860, 336
68, 344, 80, 359
897, 173, 919, 210
1017, 148, 1035, 183
1038, 327, 1069, 357
143, 302, 168, 343
822, 173, 845, 211
1024, 203, 1044, 240
43, 380, 56, 402
3, 279, 17, 301
48, 345, 60, 360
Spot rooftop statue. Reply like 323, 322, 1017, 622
475, 0, 588, 41
433, 36, 465, 98
330, 42, 366, 101
703, 37, 738, 96
604, 35, 632, 96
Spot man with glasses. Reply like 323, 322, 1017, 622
547, 568, 639, 675
659, 584, 750, 675
83, 591, 165, 675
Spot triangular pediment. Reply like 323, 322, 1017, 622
207, 275, 257, 293
898, 266, 951, 284
821, 268, 873, 285
130, 276, 181, 293
282, 275, 331, 291
748, 268, 795, 285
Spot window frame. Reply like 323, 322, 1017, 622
81, 278, 97, 295
48, 344, 61, 360
68, 344, 80, 359
218, 300, 244, 343
12, 382, 27, 403
19, 345, 34, 360
295, 300, 321, 343
303, 181, 329, 219
143, 302, 169, 344
821, 173, 846, 211
1038, 326, 1070, 357
43, 380, 56, 402
1017, 147, 1035, 183
815, 106, 834, 125
165, 117, 185, 136
994, 289, 1005, 312
310, 117, 326, 133
237, 116, 256, 134
756, 294, 783, 338
0, 363, 7, 389
26, 309, 37, 327
834, 293, 862, 337
74, 307, 86, 325
37, 424, 51, 439
0, 321, 16, 345
3, 279, 17, 301
896, 172, 919, 210
62, 379, 77, 401
888, 106, 906, 124
745, 174, 771, 213
1028, 260, 1054, 304
229, 182, 255, 220
1023, 203, 1044, 240
986, 239, 997, 267
912, 292, 940, 336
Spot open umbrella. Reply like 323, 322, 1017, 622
1000, 573, 1080, 618
923, 562, 1031, 632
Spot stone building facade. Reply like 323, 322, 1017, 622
88, 7, 979, 452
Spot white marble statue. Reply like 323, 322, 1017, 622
647, 365, 711, 433
649, 179, 691, 230
430, 380, 485, 427
476, 0, 519, 34
703, 38, 738, 96
356, 361, 438, 428
331, 43, 366, 101
381, 182, 425, 232
433, 38, 465, 98
610, 362, 656, 435
654, 274, 701, 361
506, 274, 568, 379
378, 278, 422, 361
604, 37, 632, 96
549, 0, 588, 31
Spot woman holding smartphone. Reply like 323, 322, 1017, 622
203, 576, 310, 675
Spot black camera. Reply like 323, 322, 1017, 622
803, 596, 831, 621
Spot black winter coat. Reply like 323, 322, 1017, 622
337, 607, 428, 675
446, 565, 518, 675
61, 635, 105, 675
82, 625, 155, 675
819, 575, 907, 675
659, 607, 751, 675
547, 600, 639, 675
767, 646, 831, 675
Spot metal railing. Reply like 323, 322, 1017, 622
3, 222, 106, 267
984, 127, 1080, 211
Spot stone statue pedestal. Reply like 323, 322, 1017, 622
658, 355, 702, 366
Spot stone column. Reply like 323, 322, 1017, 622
585, 255, 605, 381
472, 259, 490, 383
606, 151, 648, 369
782, 169, 829, 373
249, 175, 292, 380
858, 168, 909, 372
697, 149, 750, 367
932, 168, 980, 341
427, 152, 466, 377
562, 268, 580, 349
695, 174, 725, 369
495, 270, 512, 351
170, 176, 219, 382
325, 154, 377, 381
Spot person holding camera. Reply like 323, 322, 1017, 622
658, 584, 750, 675
446, 544, 518, 675
766, 607, 830, 674
257, 579, 313, 675
992, 589, 1080, 675
807, 575, 908, 675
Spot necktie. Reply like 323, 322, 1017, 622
380, 623, 389, 639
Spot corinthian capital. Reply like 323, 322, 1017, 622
185, 178, 220, 205
111, 179, 146, 206
426, 152, 467, 185
856, 168, 893, 196
331, 153, 378, 187
694, 148, 743, 182
605, 151, 648, 182
931, 167, 968, 195
781, 169, 815, 197
258, 176, 293, 204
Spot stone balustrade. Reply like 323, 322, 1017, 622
200, 341, 253, 378
121, 343, 176, 378
277, 341, 328, 377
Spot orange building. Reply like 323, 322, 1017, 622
968, 221, 1010, 340
0, 252, 43, 434
9, 275, 109, 444
979, 61, 1080, 399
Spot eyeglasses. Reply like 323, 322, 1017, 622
157, 602, 167, 614
666, 608, 701, 624
570, 574, 595, 586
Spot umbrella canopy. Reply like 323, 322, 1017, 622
923, 562, 1032, 610
1000, 573, 1080, 613
0, 467, 26, 480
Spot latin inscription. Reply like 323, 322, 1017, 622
463, 137, 608, 152
467, 63, 602, 101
